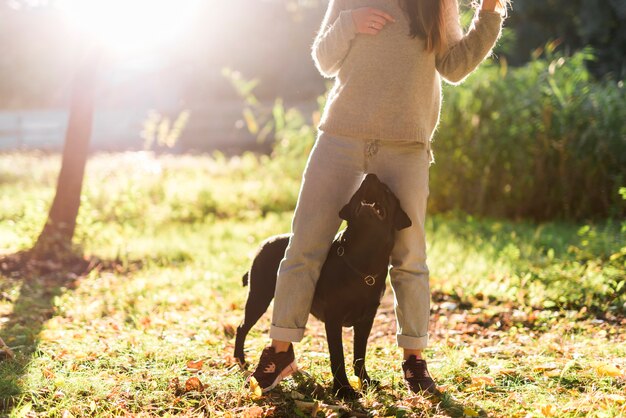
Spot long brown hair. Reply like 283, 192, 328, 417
402, 0, 448, 54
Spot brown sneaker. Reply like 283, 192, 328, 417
250, 344, 298, 392
402, 355, 438, 394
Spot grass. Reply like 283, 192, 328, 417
0, 151, 624, 417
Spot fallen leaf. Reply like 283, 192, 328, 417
594, 363, 624, 378
223, 323, 236, 339
222, 353, 237, 367
463, 406, 480, 417
186, 359, 204, 372
436, 384, 452, 392
42, 368, 55, 379
471, 375, 495, 386
248, 376, 262, 399
348, 375, 362, 390
533, 362, 559, 372
241, 405, 264, 418
495, 368, 517, 377
545, 369, 562, 377
402, 395, 429, 408
184, 377, 205, 392
539, 404, 557, 417
293, 400, 343, 413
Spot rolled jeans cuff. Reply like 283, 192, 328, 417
270, 325, 305, 343
397, 333, 429, 350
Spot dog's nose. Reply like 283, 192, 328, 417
365, 173, 379, 181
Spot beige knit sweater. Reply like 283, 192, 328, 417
312, 0, 504, 142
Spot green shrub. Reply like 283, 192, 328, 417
432, 48, 626, 220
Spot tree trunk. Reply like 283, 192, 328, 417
33, 47, 99, 257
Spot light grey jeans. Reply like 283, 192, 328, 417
270, 131, 431, 349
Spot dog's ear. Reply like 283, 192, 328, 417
339, 203, 352, 220
394, 206, 412, 230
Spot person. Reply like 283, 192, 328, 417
250, 0, 507, 394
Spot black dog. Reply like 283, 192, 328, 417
234, 173, 412, 399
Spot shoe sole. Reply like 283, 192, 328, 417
261, 360, 298, 393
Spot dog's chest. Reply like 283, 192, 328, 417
311, 247, 386, 326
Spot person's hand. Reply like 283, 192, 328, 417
482, 0, 507, 15
351, 7, 395, 35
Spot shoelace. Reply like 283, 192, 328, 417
256, 349, 273, 368
405, 360, 430, 379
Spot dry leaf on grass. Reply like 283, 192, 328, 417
494, 368, 518, 377
533, 362, 559, 372
248, 376, 262, 399
402, 394, 430, 408
186, 359, 204, 372
241, 405, 264, 418
184, 377, 205, 392
538, 403, 557, 417
294, 400, 343, 413
463, 406, 480, 417
593, 362, 624, 378
42, 368, 56, 379
223, 323, 236, 339
471, 375, 495, 386
544, 369, 562, 377
348, 375, 362, 389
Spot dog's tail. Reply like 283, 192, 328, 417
242, 272, 249, 287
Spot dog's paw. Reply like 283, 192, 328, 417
234, 357, 248, 370
333, 384, 360, 400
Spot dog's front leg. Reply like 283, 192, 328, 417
325, 319, 358, 400
353, 315, 379, 388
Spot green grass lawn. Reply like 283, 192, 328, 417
0, 152, 624, 417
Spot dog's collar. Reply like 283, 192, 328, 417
336, 245, 384, 287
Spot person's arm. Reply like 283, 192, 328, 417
435, 0, 505, 84
311, 0, 357, 78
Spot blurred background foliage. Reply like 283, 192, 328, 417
503, 0, 626, 79
0, 0, 625, 222
434, 48, 626, 221
1, 0, 624, 106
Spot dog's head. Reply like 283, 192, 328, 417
339, 174, 412, 237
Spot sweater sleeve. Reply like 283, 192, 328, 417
435, 0, 503, 85
312, 0, 357, 78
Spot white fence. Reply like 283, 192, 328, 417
0, 102, 289, 153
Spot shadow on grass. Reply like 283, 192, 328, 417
258, 370, 490, 418
0, 250, 141, 413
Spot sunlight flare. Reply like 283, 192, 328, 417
58, 0, 201, 53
